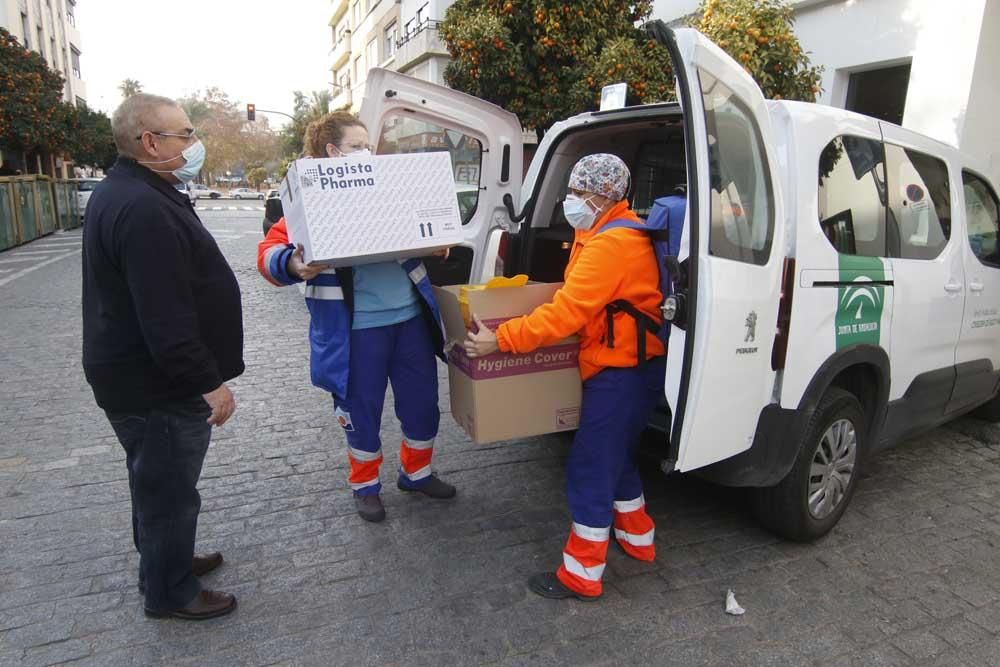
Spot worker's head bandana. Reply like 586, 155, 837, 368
568, 153, 631, 202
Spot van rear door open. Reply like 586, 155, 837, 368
360, 68, 524, 285
654, 27, 786, 471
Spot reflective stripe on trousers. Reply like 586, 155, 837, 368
556, 522, 610, 597
348, 447, 383, 491
613, 494, 656, 561
399, 436, 433, 482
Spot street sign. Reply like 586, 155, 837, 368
600, 83, 628, 111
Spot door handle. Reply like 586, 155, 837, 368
944, 282, 963, 293
970, 281, 985, 293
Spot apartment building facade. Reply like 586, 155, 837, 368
329, 0, 456, 112
0, 0, 85, 106
0, 0, 86, 176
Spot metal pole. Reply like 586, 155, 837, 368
253, 109, 296, 121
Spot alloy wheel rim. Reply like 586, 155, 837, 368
807, 418, 856, 520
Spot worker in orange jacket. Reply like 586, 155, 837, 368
465, 154, 666, 600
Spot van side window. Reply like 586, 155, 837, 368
962, 171, 1000, 268
885, 144, 951, 260
817, 136, 888, 257
699, 70, 774, 265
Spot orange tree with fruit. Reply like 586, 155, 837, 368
0, 27, 115, 170
440, 1, 675, 137
0, 27, 69, 156
691, 0, 822, 101
440, 1, 822, 136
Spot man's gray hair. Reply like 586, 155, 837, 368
112, 93, 180, 158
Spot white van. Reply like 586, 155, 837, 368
357, 26, 1000, 541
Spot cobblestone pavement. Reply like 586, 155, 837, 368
2, 211, 1000, 666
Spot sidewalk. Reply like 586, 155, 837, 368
2, 218, 999, 666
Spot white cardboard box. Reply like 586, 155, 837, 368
279, 152, 463, 266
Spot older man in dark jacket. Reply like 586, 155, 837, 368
82, 93, 244, 620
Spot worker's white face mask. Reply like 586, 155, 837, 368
328, 144, 371, 158
563, 194, 599, 230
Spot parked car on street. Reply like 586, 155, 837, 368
232, 187, 264, 200
357, 24, 1000, 542
190, 183, 222, 199
266, 189, 279, 199
73, 178, 102, 218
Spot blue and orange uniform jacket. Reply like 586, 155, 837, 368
257, 218, 446, 399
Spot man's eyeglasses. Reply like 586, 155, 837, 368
136, 129, 197, 141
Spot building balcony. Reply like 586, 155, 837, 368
330, 0, 349, 25
66, 22, 82, 51
72, 77, 86, 102
332, 86, 352, 111
331, 33, 352, 69
394, 20, 449, 73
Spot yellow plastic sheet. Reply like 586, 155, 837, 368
458, 274, 529, 327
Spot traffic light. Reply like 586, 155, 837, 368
247, 104, 256, 121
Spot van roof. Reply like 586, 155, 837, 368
769, 100, 960, 155
545, 102, 683, 141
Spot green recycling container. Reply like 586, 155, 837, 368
0, 179, 18, 250
14, 178, 40, 243
37, 178, 57, 235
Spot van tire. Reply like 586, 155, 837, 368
751, 388, 865, 542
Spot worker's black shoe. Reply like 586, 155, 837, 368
354, 494, 386, 523
397, 474, 456, 499
527, 572, 600, 601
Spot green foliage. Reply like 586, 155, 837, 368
281, 90, 332, 158
177, 88, 281, 184
440, 1, 675, 134
690, 0, 822, 101
276, 155, 293, 181
118, 78, 143, 99
0, 27, 69, 153
246, 166, 267, 188
573, 36, 675, 111
61, 103, 117, 169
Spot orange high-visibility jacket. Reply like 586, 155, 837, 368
496, 200, 665, 381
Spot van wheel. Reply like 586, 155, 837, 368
751, 388, 864, 542
971, 393, 1000, 422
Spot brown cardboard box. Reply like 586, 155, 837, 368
434, 283, 582, 444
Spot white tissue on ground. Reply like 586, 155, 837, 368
725, 589, 746, 616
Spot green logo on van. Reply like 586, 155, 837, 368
835, 255, 885, 349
